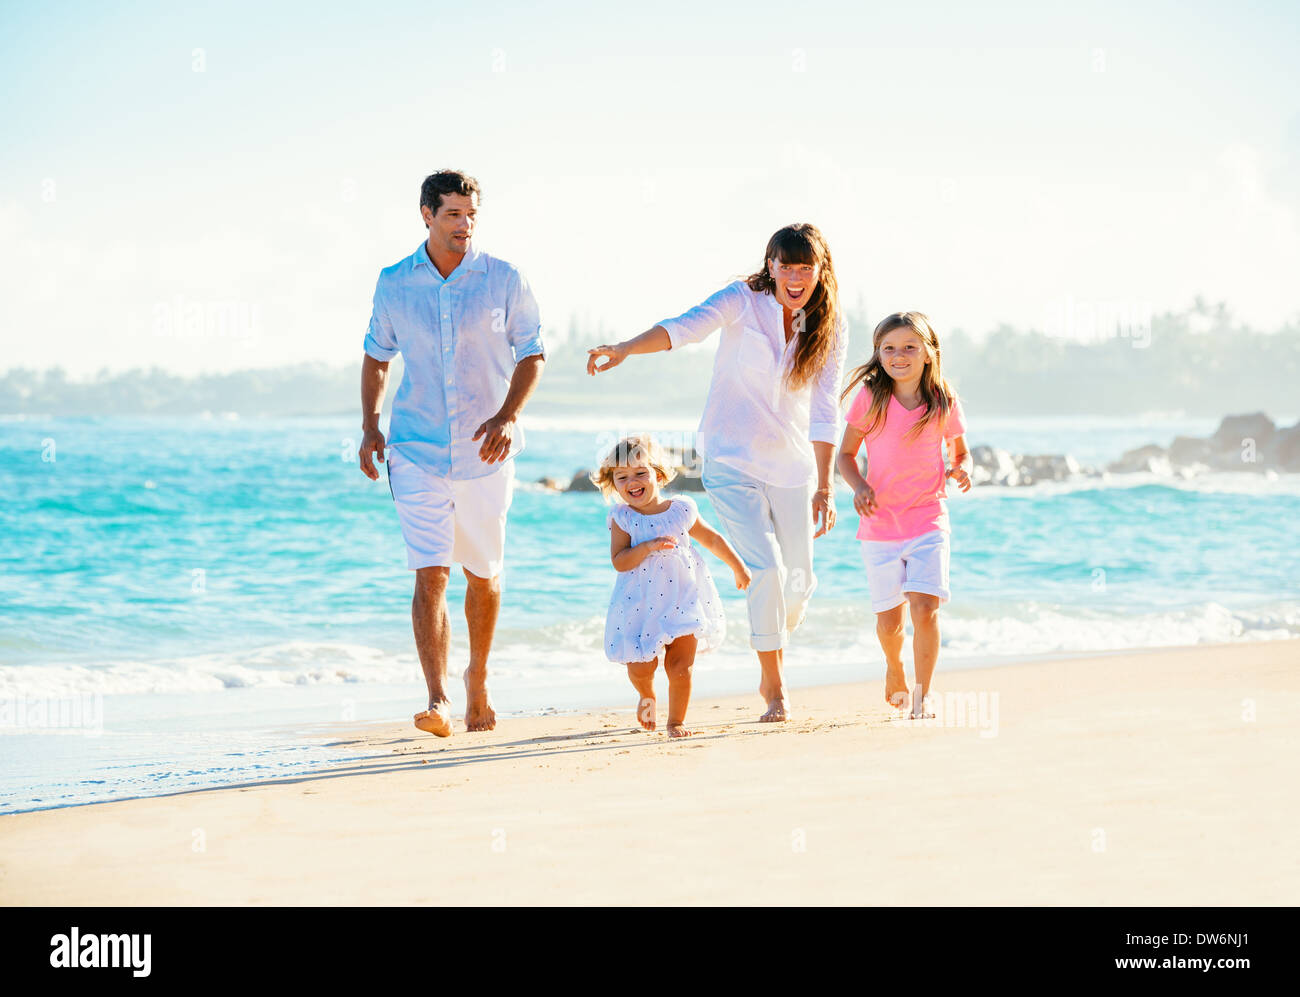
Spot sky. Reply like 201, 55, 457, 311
1, 0, 1298, 377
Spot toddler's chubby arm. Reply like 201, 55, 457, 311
610, 519, 677, 572
836, 423, 877, 517
687, 514, 752, 590
946, 434, 973, 492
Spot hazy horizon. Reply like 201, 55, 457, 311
4, 298, 1296, 422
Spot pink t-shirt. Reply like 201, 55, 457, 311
845, 387, 968, 542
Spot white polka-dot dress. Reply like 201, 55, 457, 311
604, 494, 726, 664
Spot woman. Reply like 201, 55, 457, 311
586, 223, 847, 722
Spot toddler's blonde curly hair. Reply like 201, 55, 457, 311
589, 434, 678, 500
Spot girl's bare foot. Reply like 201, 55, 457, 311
667, 723, 693, 738
909, 683, 935, 720
636, 696, 656, 731
885, 663, 908, 708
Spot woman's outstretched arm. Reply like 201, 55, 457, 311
586, 282, 746, 375
586, 326, 671, 375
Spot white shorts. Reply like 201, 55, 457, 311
859, 529, 950, 613
386, 447, 515, 578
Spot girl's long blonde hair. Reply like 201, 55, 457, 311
743, 223, 842, 391
588, 434, 678, 500
840, 311, 956, 439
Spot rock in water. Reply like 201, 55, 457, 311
970, 445, 1021, 486
1107, 444, 1170, 474
1211, 413, 1275, 451
1168, 435, 1212, 467
1269, 422, 1300, 471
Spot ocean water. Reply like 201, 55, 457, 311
2, 412, 1298, 813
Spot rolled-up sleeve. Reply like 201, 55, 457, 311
808, 315, 848, 445
362, 277, 399, 361
505, 268, 545, 362
659, 281, 746, 350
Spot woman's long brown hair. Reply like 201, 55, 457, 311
743, 223, 841, 391
840, 311, 955, 439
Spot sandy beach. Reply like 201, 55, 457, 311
1, 640, 1296, 906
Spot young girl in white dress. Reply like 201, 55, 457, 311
592, 435, 751, 737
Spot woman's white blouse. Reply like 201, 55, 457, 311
658, 280, 847, 488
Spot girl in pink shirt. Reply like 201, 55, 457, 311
835, 312, 972, 718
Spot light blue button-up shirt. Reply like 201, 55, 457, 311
363, 241, 545, 480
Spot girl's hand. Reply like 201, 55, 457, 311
645, 536, 677, 553
586, 342, 627, 375
853, 485, 877, 517
733, 563, 752, 591
947, 467, 972, 492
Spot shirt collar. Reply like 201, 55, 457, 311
411, 240, 486, 276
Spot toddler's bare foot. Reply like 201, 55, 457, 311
636, 696, 656, 731
667, 723, 693, 738
885, 663, 908, 708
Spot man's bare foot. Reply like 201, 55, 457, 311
636, 696, 656, 731
667, 723, 692, 738
413, 702, 452, 737
759, 698, 789, 722
462, 670, 496, 732
886, 664, 908, 708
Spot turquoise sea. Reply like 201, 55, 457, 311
2, 412, 1298, 813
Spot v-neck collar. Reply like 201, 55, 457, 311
890, 393, 927, 415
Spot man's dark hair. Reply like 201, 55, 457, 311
420, 170, 482, 216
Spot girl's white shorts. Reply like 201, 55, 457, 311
386, 447, 515, 579
859, 529, 950, 613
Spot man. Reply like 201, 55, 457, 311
359, 170, 546, 736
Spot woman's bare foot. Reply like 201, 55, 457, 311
413, 702, 452, 737
667, 723, 693, 738
885, 663, 908, 708
758, 671, 790, 723
760, 698, 789, 722
636, 696, 656, 731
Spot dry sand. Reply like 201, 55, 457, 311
2, 641, 1296, 905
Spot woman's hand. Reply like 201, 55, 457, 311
812, 486, 836, 538
586, 342, 627, 375
853, 484, 877, 517
733, 563, 752, 590
947, 466, 972, 492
